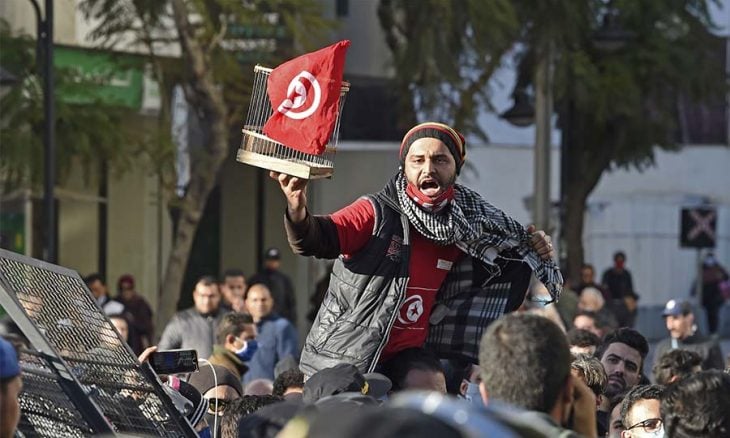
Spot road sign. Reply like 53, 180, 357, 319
680, 207, 717, 248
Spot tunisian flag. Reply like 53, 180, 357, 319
263, 40, 350, 155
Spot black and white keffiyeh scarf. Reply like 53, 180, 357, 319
391, 172, 563, 301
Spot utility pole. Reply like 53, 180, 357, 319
533, 42, 553, 232
27, 0, 56, 262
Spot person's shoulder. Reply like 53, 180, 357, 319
176, 307, 199, 320
333, 197, 377, 218
513, 409, 578, 438
136, 294, 153, 308
654, 338, 671, 354
273, 269, 293, 282
270, 314, 290, 325
271, 314, 296, 329
104, 299, 125, 315
249, 271, 267, 283
685, 333, 717, 347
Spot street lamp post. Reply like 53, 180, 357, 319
533, 44, 553, 232
502, 44, 554, 232
26, 0, 56, 263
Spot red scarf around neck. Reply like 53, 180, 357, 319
405, 182, 454, 213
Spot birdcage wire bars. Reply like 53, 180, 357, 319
237, 65, 349, 179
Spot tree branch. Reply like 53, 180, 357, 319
206, 19, 227, 55
170, 0, 227, 121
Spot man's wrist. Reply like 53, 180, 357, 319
286, 206, 306, 223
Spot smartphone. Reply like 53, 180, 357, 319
149, 349, 199, 375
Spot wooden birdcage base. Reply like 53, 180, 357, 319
236, 149, 334, 179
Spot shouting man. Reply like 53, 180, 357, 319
273, 122, 561, 376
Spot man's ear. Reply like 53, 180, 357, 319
459, 379, 469, 397
225, 334, 236, 346
560, 375, 575, 425
563, 375, 575, 404
479, 381, 489, 405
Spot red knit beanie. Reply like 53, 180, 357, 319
399, 122, 467, 174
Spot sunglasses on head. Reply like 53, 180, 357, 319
627, 418, 663, 434
206, 398, 231, 413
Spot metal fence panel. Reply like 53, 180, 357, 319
0, 249, 196, 437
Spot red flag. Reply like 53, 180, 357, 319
263, 40, 350, 156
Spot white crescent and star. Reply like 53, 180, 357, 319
275, 70, 322, 120
397, 295, 424, 325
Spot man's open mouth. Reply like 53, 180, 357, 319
419, 179, 441, 197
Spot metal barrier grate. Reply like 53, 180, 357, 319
0, 250, 196, 437
17, 350, 94, 437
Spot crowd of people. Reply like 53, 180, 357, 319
2, 121, 730, 437
6, 302, 730, 437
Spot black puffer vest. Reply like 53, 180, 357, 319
299, 189, 410, 377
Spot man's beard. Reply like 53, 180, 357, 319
604, 374, 626, 397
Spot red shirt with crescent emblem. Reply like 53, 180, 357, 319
330, 199, 462, 362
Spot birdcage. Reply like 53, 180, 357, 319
237, 65, 350, 179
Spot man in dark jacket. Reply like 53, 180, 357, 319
271, 122, 560, 376
116, 274, 155, 355
249, 247, 297, 326
653, 299, 724, 371
601, 251, 638, 327
158, 276, 229, 358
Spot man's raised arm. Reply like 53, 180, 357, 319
270, 171, 341, 259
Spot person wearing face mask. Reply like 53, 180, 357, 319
601, 251, 638, 327
443, 359, 483, 405
208, 312, 259, 379
460, 364, 483, 406
272, 122, 560, 377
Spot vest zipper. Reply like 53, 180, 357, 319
368, 213, 410, 372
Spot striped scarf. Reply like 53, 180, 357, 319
393, 173, 563, 301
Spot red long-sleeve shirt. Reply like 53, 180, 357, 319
330, 199, 462, 361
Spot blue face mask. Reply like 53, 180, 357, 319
464, 382, 484, 406
235, 339, 258, 362
198, 426, 211, 438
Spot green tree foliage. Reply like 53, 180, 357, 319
554, 0, 725, 281
379, 0, 726, 282
0, 19, 147, 191
377, 0, 521, 138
